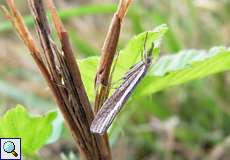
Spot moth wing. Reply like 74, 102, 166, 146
90, 66, 146, 134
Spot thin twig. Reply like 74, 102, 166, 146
94, 0, 133, 112
93, 0, 132, 152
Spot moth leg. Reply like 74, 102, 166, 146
109, 75, 124, 90
107, 51, 120, 92
111, 78, 123, 85
110, 51, 120, 79
110, 86, 119, 90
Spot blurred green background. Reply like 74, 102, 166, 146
0, 0, 230, 160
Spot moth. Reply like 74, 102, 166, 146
91, 33, 155, 134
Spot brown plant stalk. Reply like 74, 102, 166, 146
94, 0, 133, 113
93, 0, 132, 152
1, 0, 111, 159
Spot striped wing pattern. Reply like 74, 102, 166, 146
90, 62, 148, 134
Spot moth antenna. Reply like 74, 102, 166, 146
141, 48, 143, 60
147, 42, 155, 58
143, 32, 149, 61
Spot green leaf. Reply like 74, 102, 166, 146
0, 105, 57, 156
78, 56, 98, 100
79, 26, 230, 101
46, 110, 63, 144
135, 47, 230, 97
78, 24, 168, 100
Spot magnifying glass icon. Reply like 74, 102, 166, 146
3, 141, 18, 157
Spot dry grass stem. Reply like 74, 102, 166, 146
1, 0, 112, 159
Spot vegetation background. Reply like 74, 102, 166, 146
0, 0, 230, 159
